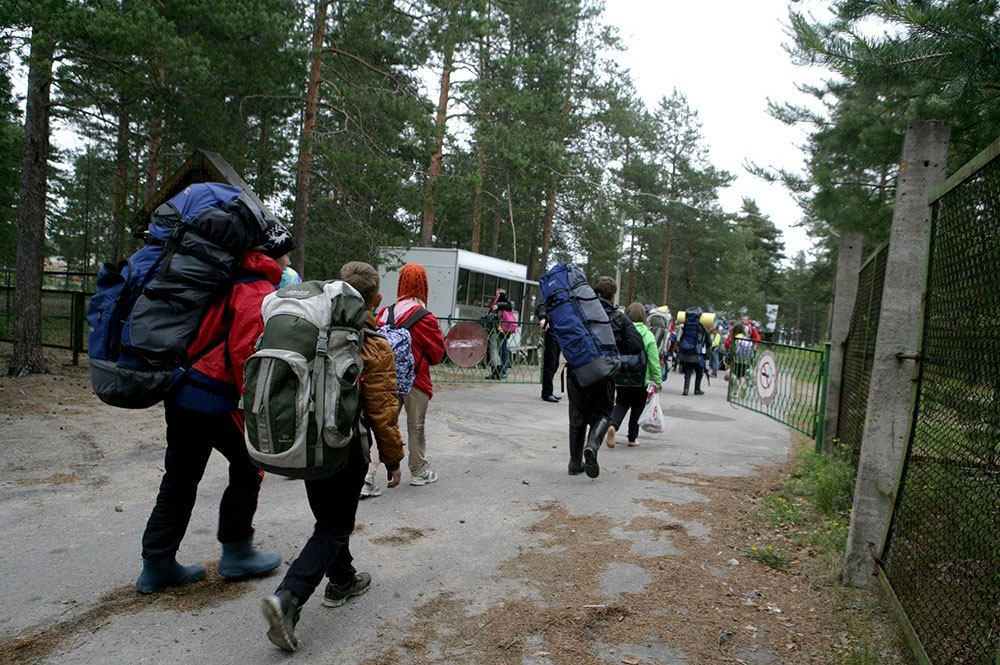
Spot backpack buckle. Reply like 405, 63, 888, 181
316, 335, 329, 355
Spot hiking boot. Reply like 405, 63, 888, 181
262, 589, 300, 652
135, 557, 205, 595
583, 418, 610, 479
410, 467, 438, 486
218, 538, 281, 580
360, 474, 383, 498
323, 572, 372, 608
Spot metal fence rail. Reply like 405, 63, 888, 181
880, 138, 1000, 665
430, 316, 542, 385
0, 287, 90, 364
837, 243, 889, 466
725, 339, 826, 438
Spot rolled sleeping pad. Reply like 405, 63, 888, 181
675, 311, 716, 328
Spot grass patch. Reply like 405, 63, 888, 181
753, 439, 915, 665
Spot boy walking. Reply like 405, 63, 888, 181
376, 263, 446, 485
607, 302, 663, 448
262, 262, 405, 652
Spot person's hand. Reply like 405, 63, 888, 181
386, 466, 401, 488
539, 317, 549, 331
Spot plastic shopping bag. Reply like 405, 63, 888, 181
638, 387, 664, 434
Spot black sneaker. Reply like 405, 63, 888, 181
262, 589, 300, 652
322, 572, 371, 608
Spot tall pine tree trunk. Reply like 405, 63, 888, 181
491, 212, 501, 256
111, 105, 129, 261
144, 61, 165, 201
9, 30, 54, 376
659, 212, 674, 304
471, 145, 484, 253
420, 43, 453, 247
290, 0, 328, 275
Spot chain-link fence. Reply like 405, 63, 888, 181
880, 139, 1000, 664
836, 244, 889, 466
725, 339, 827, 438
430, 317, 543, 384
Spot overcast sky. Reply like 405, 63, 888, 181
601, 0, 833, 259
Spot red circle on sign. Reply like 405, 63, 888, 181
445, 321, 488, 367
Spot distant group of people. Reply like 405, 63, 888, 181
119, 195, 762, 655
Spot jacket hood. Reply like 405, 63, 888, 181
242, 251, 283, 285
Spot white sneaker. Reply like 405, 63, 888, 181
409, 468, 438, 486
360, 474, 383, 498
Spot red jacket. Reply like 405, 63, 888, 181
376, 298, 446, 399
725, 321, 761, 350
169, 252, 282, 413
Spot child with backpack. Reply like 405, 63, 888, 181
607, 302, 663, 448
261, 261, 405, 653
134, 223, 293, 594
485, 288, 516, 379
376, 263, 446, 486
726, 322, 755, 381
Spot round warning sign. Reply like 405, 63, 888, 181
755, 350, 778, 405
444, 321, 488, 368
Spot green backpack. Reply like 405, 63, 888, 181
243, 280, 368, 479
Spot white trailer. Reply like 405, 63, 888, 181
377, 247, 538, 321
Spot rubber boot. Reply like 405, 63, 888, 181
682, 373, 691, 396
219, 539, 282, 580
583, 417, 610, 479
694, 370, 705, 395
135, 557, 206, 594
568, 426, 586, 475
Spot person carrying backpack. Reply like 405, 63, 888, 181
677, 306, 709, 396
607, 302, 663, 448
376, 263, 446, 486
134, 222, 293, 595
260, 262, 405, 653
485, 288, 516, 379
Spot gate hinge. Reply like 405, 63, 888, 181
895, 352, 924, 362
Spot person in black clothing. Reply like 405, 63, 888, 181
677, 306, 709, 396
535, 301, 562, 403
567, 276, 645, 479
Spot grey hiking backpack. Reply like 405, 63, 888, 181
243, 280, 368, 479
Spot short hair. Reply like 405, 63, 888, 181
625, 302, 646, 323
732, 323, 744, 335
339, 261, 380, 306
593, 276, 617, 300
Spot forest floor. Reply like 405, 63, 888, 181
0, 345, 910, 665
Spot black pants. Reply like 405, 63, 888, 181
567, 373, 614, 430
682, 362, 704, 392
278, 439, 366, 605
141, 403, 263, 561
611, 385, 647, 442
541, 330, 560, 397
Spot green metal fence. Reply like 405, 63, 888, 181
0, 287, 90, 364
879, 137, 1000, 665
725, 339, 827, 439
430, 317, 543, 384
837, 243, 889, 467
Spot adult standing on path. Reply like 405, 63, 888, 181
377, 263, 446, 486
535, 300, 562, 403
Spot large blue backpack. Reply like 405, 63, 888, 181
87, 183, 268, 408
677, 308, 705, 362
539, 262, 620, 387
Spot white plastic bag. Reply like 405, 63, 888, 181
638, 387, 664, 434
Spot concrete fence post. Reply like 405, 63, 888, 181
821, 230, 864, 454
843, 121, 950, 587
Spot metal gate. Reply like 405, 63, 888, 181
879, 137, 1000, 664
726, 339, 828, 440
430, 317, 543, 384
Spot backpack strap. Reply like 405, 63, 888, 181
386, 304, 396, 327
398, 307, 430, 330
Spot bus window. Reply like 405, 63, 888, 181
483, 274, 498, 305
470, 271, 485, 308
